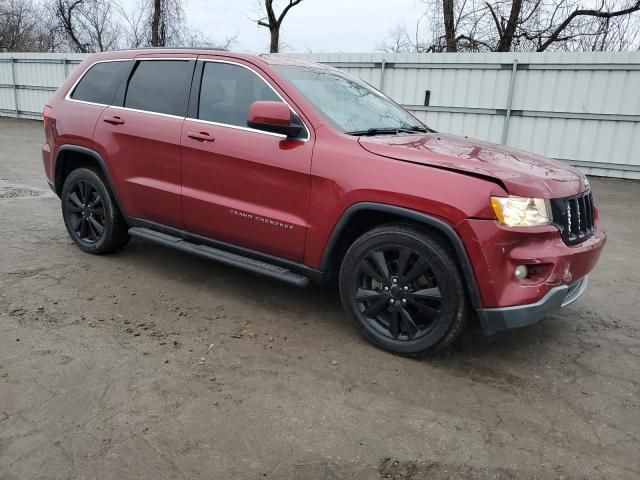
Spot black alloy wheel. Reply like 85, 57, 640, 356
66, 179, 105, 244
61, 168, 130, 254
354, 246, 443, 341
339, 224, 468, 355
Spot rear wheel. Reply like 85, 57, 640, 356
61, 168, 129, 254
339, 224, 468, 355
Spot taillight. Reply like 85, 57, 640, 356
43, 105, 53, 130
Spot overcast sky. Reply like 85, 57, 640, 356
187, 0, 424, 53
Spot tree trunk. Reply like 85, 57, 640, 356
496, 0, 523, 52
269, 27, 279, 53
151, 0, 161, 47
442, 0, 457, 52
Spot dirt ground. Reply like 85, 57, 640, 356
0, 117, 639, 480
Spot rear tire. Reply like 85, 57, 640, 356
339, 224, 468, 356
61, 168, 130, 254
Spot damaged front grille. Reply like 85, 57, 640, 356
550, 190, 596, 246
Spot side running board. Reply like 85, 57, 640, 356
128, 227, 309, 288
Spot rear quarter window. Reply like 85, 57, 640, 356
70, 61, 131, 105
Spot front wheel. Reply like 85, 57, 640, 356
339, 224, 468, 356
61, 168, 130, 254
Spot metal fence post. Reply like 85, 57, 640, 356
501, 59, 518, 145
380, 59, 386, 92
10, 57, 19, 118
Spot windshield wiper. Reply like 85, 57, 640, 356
346, 126, 431, 136
407, 125, 431, 133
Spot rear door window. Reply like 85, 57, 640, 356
70, 61, 131, 105
198, 62, 281, 127
125, 60, 193, 116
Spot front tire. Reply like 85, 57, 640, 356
61, 168, 130, 254
339, 224, 468, 356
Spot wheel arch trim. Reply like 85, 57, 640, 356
319, 202, 483, 308
54, 144, 125, 214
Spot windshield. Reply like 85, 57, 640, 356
273, 64, 427, 135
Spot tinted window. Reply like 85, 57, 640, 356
125, 60, 193, 116
198, 62, 281, 127
71, 61, 130, 105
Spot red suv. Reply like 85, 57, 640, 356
42, 49, 606, 355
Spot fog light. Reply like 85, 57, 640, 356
515, 265, 528, 280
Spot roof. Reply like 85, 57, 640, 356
80, 48, 331, 70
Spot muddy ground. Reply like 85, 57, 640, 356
0, 117, 639, 479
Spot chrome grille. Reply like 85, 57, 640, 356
550, 191, 596, 245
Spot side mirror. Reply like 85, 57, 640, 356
247, 101, 302, 138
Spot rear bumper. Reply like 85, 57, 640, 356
476, 276, 588, 335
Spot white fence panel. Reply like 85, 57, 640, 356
1, 51, 639, 179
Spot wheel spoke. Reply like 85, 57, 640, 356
89, 195, 102, 208
397, 247, 411, 277
399, 307, 420, 339
69, 192, 83, 209
355, 288, 384, 302
405, 258, 429, 283
412, 287, 442, 301
369, 251, 390, 281
359, 260, 387, 284
78, 218, 88, 238
92, 207, 105, 217
388, 309, 400, 338
87, 221, 97, 241
89, 217, 104, 236
363, 295, 390, 318
408, 297, 441, 320
78, 182, 87, 203
67, 204, 82, 213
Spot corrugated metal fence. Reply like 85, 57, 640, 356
1, 51, 639, 179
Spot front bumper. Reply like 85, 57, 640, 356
476, 276, 588, 335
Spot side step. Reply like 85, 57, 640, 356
128, 227, 309, 288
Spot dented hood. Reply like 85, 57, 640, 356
358, 133, 586, 198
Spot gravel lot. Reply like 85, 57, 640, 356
1, 117, 639, 479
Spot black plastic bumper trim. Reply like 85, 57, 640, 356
476, 276, 588, 335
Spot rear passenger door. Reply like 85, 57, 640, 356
94, 56, 195, 228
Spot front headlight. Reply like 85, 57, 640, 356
490, 196, 552, 227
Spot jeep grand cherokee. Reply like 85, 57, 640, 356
42, 49, 606, 355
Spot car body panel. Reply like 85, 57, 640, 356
93, 107, 184, 228
358, 133, 586, 198
180, 118, 313, 261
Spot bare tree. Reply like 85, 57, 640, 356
443, 0, 457, 51
382, 0, 640, 53
54, 0, 88, 52
115, 0, 148, 48
1, 0, 56, 51
151, 0, 161, 46
257, 0, 305, 53
53, 0, 121, 52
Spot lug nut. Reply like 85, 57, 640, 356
384, 286, 389, 291
392, 278, 397, 284
389, 299, 395, 304
403, 286, 409, 291
402, 298, 407, 304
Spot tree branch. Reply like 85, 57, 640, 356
537, 0, 640, 51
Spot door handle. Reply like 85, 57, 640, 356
187, 131, 215, 142
103, 115, 125, 125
